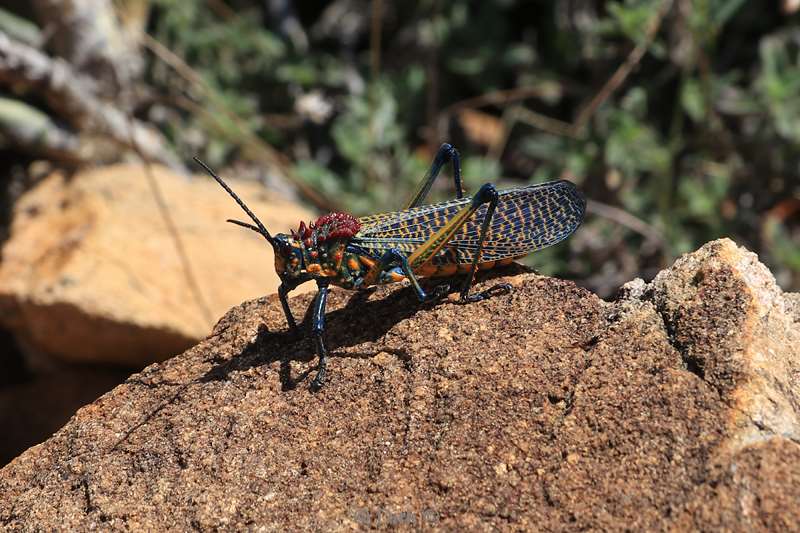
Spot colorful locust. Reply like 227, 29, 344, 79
195, 143, 585, 389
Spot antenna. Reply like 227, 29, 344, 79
193, 157, 275, 247
226, 219, 262, 233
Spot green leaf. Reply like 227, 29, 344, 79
681, 79, 706, 122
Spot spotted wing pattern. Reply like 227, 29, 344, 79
354, 180, 585, 264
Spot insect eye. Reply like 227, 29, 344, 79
272, 236, 291, 257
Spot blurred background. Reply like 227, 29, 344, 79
0, 0, 798, 464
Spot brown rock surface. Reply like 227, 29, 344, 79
0, 239, 798, 530
0, 367, 130, 466
0, 164, 313, 366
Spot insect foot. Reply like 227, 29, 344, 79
459, 282, 513, 303
310, 371, 325, 392
426, 283, 451, 304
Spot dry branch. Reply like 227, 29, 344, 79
32, 0, 142, 93
0, 96, 82, 163
572, 0, 674, 132
0, 31, 181, 169
437, 0, 674, 142
140, 32, 336, 211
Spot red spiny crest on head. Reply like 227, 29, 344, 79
296, 212, 360, 243
297, 221, 308, 239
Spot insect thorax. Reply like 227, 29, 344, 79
302, 238, 348, 277
286, 212, 368, 287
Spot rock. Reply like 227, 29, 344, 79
0, 367, 130, 466
0, 164, 314, 366
0, 239, 798, 530
643, 239, 800, 457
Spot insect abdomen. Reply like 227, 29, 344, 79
415, 257, 516, 278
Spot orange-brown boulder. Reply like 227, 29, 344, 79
0, 239, 797, 530
0, 164, 313, 366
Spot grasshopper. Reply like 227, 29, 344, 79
196, 143, 585, 389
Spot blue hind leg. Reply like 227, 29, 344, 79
458, 183, 513, 303
404, 143, 465, 209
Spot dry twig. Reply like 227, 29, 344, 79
572, 0, 674, 132
124, 113, 215, 327
139, 32, 336, 212
0, 31, 181, 168
370, 0, 383, 79
437, 0, 674, 140
585, 199, 664, 248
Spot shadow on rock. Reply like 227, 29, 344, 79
200, 265, 530, 391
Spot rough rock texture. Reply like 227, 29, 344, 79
0, 367, 130, 466
0, 164, 313, 366
0, 239, 798, 530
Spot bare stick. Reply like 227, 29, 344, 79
122, 111, 215, 327
509, 106, 578, 139
572, 0, 674, 133
370, 0, 383, 79
436, 0, 674, 139
139, 31, 336, 212
586, 199, 664, 247
0, 31, 181, 169
442, 86, 558, 118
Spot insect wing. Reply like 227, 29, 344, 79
355, 180, 585, 263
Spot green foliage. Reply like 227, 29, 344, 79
145, 0, 799, 294
606, 1, 659, 43
757, 33, 800, 143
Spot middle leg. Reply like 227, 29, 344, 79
375, 248, 450, 303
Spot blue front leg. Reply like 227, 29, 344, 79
309, 281, 330, 390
